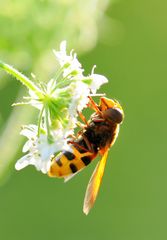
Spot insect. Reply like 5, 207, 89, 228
48, 96, 124, 215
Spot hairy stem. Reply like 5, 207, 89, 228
0, 61, 43, 98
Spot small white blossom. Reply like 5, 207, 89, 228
15, 125, 72, 173
53, 41, 84, 78
89, 73, 108, 94
69, 81, 90, 114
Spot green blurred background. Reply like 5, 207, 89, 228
0, 0, 167, 239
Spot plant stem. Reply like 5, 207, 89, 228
37, 105, 45, 137
0, 61, 43, 98
45, 106, 53, 143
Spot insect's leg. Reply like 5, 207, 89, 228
76, 121, 85, 131
77, 128, 85, 138
77, 111, 88, 126
68, 135, 94, 154
100, 97, 108, 108
76, 113, 87, 138
67, 141, 90, 153
87, 96, 102, 115
92, 118, 104, 123
68, 134, 77, 140
82, 135, 94, 153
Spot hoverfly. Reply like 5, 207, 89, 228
48, 96, 124, 215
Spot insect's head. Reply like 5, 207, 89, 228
99, 97, 124, 124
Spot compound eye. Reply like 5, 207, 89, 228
104, 108, 123, 123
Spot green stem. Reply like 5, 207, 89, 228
37, 105, 45, 137
45, 106, 53, 144
0, 61, 43, 98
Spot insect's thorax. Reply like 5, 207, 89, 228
83, 118, 119, 152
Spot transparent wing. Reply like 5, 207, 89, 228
83, 149, 109, 215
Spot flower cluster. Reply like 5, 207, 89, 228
15, 41, 108, 173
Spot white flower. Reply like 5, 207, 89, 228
53, 41, 84, 78
69, 81, 90, 114
89, 73, 108, 94
15, 125, 73, 173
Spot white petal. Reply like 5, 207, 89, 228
20, 125, 37, 139
15, 154, 32, 170
90, 74, 108, 94
28, 100, 43, 110
53, 41, 69, 67
22, 140, 31, 152
60, 40, 67, 53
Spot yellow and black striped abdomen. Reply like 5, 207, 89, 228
48, 146, 97, 178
